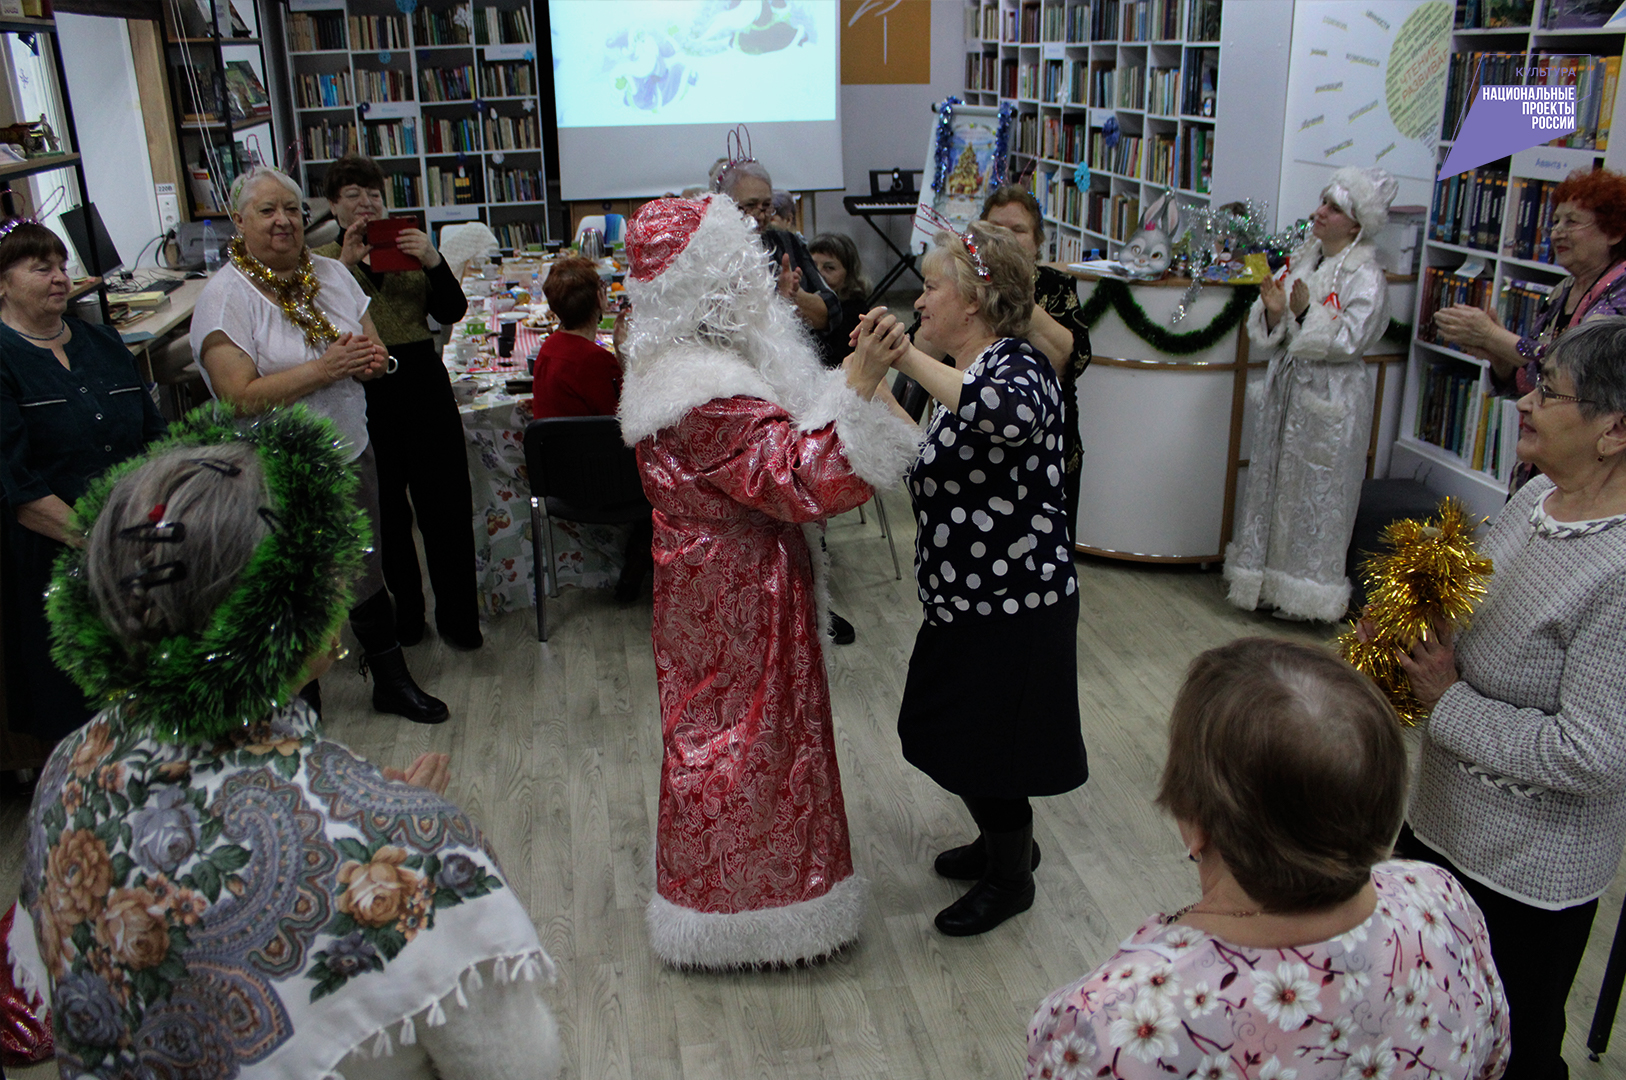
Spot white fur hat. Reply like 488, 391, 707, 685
1321, 166, 1400, 237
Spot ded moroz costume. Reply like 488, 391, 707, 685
1225, 165, 1397, 622
618, 195, 920, 968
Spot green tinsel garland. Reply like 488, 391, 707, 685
47, 404, 369, 743
1078, 278, 1259, 355
1076, 278, 1416, 355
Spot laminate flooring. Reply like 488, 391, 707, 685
4, 497, 1626, 1079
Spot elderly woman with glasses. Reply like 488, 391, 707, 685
1379, 316, 1626, 1080
1434, 168, 1626, 489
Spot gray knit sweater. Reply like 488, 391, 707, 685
1409, 475, 1626, 909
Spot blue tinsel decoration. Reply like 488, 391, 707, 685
931, 96, 961, 194
992, 102, 1014, 188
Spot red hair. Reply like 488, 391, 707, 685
542, 256, 603, 330
1553, 168, 1626, 261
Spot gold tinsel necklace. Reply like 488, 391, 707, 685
227, 236, 339, 348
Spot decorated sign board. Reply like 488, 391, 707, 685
910, 99, 1014, 251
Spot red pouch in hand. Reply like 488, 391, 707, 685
367, 218, 422, 272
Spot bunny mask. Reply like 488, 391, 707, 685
1117, 191, 1183, 279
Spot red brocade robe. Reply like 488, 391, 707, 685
637, 396, 875, 947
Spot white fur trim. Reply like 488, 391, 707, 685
647, 873, 867, 969
1222, 543, 1264, 610
6, 905, 45, 1009
618, 346, 776, 445
1322, 166, 1398, 236
821, 380, 923, 491
1260, 568, 1352, 623
1246, 296, 1290, 350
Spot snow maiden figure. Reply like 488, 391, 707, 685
1225, 166, 1397, 622
618, 195, 920, 968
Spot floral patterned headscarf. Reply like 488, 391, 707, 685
16, 700, 552, 1078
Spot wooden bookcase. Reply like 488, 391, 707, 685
275, 0, 548, 251
1390, 0, 1626, 522
962, 0, 1288, 264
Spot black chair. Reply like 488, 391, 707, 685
522, 416, 651, 642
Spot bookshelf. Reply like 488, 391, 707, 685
1391, 0, 1626, 522
963, 0, 1289, 264
163, 0, 278, 220
276, 0, 549, 251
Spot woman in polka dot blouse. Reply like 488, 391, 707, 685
858, 222, 1088, 938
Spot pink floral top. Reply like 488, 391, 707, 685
1027, 861, 1509, 1080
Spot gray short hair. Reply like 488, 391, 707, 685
230, 166, 303, 216
86, 444, 271, 657
1548, 316, 1626, 419
712, 158, 773, 196
924, 222, 1034, 340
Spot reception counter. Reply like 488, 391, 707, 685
1067, 272, 1413, 563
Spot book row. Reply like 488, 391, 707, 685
420, 64, 475, 103
1417, 266, 1495, 352
356, 68, 413, 105
294, 72, 352, 110
1415, 365, 1521, 483
1441, 51, 1619, 150
363, 118, 418, 158
348, 15, 407, 51
488, 165, 544, 204
479, 61, 535, 99
472, 7, 534, 46
287, 12, 345, 53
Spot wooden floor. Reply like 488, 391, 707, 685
4, 496, 1626, 1079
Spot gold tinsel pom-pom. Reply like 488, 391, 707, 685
1334, 498, 1494, 725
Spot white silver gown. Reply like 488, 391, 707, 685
1224, 237, 1389, 622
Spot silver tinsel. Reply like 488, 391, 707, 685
1169, 200, 1313, 325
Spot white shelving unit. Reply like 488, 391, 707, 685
1391, 2, 1626, 522
278, 0, 548, 250
962, 0, 1289, 264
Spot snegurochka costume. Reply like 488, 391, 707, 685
12, 406, 558, 1079
1225, 165, 1397, 623
618, 196, 920, 968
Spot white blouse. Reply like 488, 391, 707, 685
190, 253, 372, 461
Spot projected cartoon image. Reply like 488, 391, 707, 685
551, 0, 837, 127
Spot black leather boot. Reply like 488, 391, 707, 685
933, 834, 1042, 881
296, 679, 322, 719
363, 646, 449, 724
934, 821, 1035, 936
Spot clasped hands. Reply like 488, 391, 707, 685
317, 331, 389, 384
842, 307, 912, 399
1259, 273, 1310, 329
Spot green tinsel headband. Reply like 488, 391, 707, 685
46, 403, 369, 743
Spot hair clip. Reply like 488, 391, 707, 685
256, 507, 282, 533
120, 561, 188, 591
189, 458, 244, 477
960, 233, 992, 281
119, 521, 186, 544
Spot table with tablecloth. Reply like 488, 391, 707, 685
453, 311, 630, 620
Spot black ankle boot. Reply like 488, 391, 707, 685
934, 822, 1035, 936
933, 834, 1042, 881
297, 679, 322, 719
363, 646, 449, 724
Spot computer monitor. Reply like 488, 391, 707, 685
60, 203, 123, 277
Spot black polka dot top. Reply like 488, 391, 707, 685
907, 338, 1077, 626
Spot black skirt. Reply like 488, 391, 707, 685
897, 592, 1088, 798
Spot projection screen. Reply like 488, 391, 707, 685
549, 0, 844, 200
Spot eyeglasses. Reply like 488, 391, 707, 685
1533, 371, 1596, 408
1550, 216, 1596, 236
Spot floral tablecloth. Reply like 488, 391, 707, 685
461, 386, 631, 619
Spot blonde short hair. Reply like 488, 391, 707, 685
924, 221, 1033, 340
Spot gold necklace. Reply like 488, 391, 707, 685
1165, 901, 1263, 924
227, 237, 339, 349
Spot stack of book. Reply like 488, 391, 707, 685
294, 71, 353, 110
302, 119, 357, 161
491, 221, 547, 251
473, 7, 533, 45
1417, 265, 1496, 350
489, 165, 544, 204
1498, 278, 1554, 338
1441, 52, 1522, 139
1503, 178, 1561, 262
385, 171, 419, 210
363, 118, 417, 158
356, 69, 412, 104
420, 64, 474, 102
348, 15, 407, 50
1428, 165, 1507, 250
1415, 364, 1521, 482
482, 112, 540, 151
1182, 50, 1217, 116
412, 7, 469, 45
287, 12, 345, 52
1531, 53, 1620, 150
479, 61, 535, 98
424, 115, 478, 154
426, 164, 477, 206
1089, 0, 1121, 40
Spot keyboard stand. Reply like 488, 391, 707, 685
843, 195, 926, 307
